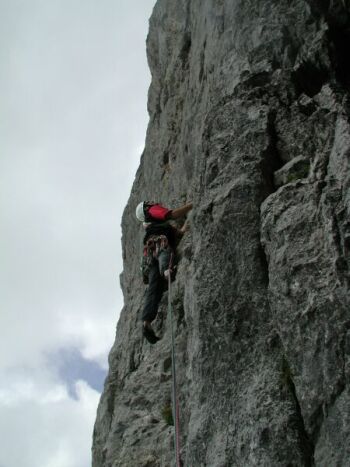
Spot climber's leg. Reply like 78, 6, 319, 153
158, 247, 174, 279
141, 260, 163, 344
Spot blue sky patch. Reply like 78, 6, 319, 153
50, 348, 107, 399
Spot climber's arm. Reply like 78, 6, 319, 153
169, 202, 193, 220
179, 219, 190, 235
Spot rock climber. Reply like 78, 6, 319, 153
135, 200, 192, 344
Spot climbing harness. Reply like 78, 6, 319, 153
168, 259, 181, 467
141, 235, 169, 284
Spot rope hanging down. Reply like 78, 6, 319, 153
168, 270, 181, 467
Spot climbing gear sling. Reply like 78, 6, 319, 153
141, 235, 170, 284
168, 262, 181, 467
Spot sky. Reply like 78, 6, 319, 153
0, 1, 156, 466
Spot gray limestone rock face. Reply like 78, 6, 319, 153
92, 1, 350, 466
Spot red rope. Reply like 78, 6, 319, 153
168, 254, 182, 467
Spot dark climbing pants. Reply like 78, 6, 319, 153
142, 248, 172, 323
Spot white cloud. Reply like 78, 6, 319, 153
0, 0, 155, 370
57, 306, 119, 369
0, 0, 156, 465
0, 374, 67, 407
0, 374, 99, 467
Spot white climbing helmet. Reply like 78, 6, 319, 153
135, 201, 145, 222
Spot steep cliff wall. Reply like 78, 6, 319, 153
92, 1, 350, 465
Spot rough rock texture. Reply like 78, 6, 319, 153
92, 1, 350, 466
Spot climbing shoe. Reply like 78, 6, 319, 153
143, 324, 160, 344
